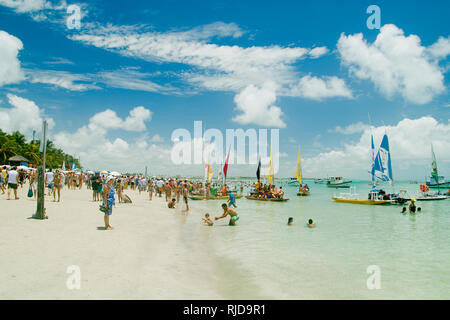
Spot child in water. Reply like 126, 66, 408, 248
202, 213, 214, 226
168, 198, 176, 208
288, 217, 293, 225
401, 207, 407, 214
307, 219, 315, 228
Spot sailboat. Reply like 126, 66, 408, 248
246, 138, 289, 201
425, 144, 450, 189
332, 132, 395, 205
295, 147, 310, 196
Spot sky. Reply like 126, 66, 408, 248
0, 0, 449, 180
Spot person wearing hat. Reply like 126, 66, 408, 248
102, 176, 116, 230
409, 198, 416, 214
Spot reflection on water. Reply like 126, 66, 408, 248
174, 181, 450, 299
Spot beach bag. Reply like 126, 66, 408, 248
122, 194, 132, 203
99, 204, 109, 214
27, 187, 33, 198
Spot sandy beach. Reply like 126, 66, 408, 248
0, 186, 233, 300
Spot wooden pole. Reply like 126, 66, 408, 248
35, 120, 47, 220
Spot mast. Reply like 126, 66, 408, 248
431, 143, 440, 192
266, 137, 274, 185
294, 146, 302, 185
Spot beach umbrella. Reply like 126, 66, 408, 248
100, 170, 109, 175
110, 171, 121, 176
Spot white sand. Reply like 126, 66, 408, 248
0, 185, 225, 299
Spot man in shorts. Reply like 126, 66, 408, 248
215, 203, 239, 226
182, 183, 189, 211
7, 166, 19, 200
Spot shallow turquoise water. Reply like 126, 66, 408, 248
181, 180, 450, 299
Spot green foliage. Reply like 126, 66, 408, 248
0, 129, 82, 169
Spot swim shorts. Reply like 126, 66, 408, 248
229, 215, 239, 225
8, 183, 18, 189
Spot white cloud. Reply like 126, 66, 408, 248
0, 30, 25, 87
304, 116, 450, 179
0, 0, 47, 13
25, 67, 174, 93
26, 69, 100, 91
52, 105, 171, 172
69, 22, 352, 126
308, 46, 329, 59
0, 94, 54, 136
97, 68, 172, 93
151, 134, 164, 142
427, 36, 450, 60
87, 106, 152, 133
330, 122, 369, 135
337, 24, 447, 104
288, 75, 353, 100
232, 82, 286, 128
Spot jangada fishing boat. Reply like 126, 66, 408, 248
245, 196, 290, 201
294, 146, 311, 196
246, 138, 290, 202
297, 188, 310, 196
189, 194, 243, 200
332, 131, 401, 205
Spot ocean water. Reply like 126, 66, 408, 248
180, 180, 450, 299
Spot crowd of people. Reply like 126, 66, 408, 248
249, 180, 285, 199
1, 165, 245, 230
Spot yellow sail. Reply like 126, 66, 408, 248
207, 164, 213, 183
294, 147, 302, 184
266, 138, 274, 184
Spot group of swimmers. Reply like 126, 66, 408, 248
288, 217, 316, 228
402, 198, 422, 214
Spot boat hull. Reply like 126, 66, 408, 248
297, 192, 310, 196
245, 196, 289, 202
189, 195, 243, 200
426, 182, 450, 189
332, 197, 390, 205
416, 196, 447, 201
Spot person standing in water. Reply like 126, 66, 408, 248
409, 199, 416, 214
182, 183, 189, 211
228, 190, 237, 208
102, 177, 115, 230
215, 203, 239, 226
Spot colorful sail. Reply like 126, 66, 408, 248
207, 164, 213, 183
223, 148, 230, 180
72, 160, 77, 170
370, 134, 375, 188
431, 144, 439, 184
294, 147, 302, 184
373, 134, 392, 183
256, 158, 261, 181
266, 139, 274, 185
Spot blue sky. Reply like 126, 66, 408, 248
0, 0, 449, 179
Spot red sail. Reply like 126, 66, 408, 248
223, 149, 230, 178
